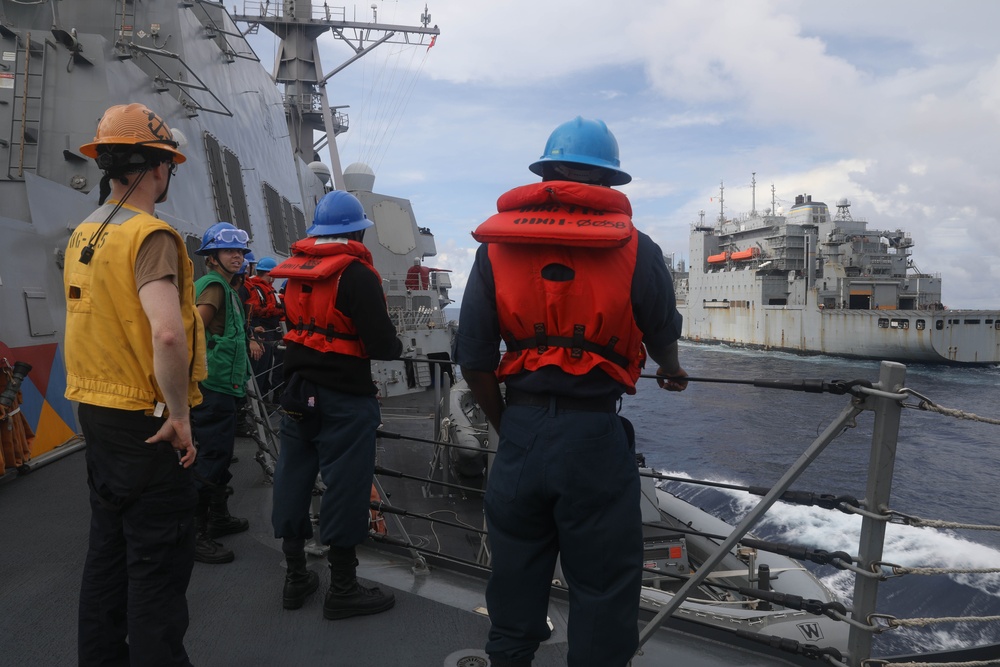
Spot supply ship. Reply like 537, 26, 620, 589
677, 186, 1000, 364
1, 3, 998, 666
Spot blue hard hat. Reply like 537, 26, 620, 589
196, 222, 250, 255
256, 256, 278, 272
528, 116, 631, 186
307, 190, 373, 236
245, 251, 257, 264
237, 260, 248, 275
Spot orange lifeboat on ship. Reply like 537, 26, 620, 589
707, 251, 729, 264
730, 247, 760, 261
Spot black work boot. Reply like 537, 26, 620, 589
282, 539, 319, 610
194, 500, 235, 564
323, 545, 395, 620
206, 490, 249, 538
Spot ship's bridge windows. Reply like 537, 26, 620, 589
262, 182, 289, 255
963, 319, 981, 325
915, 319, 925, 330
986, 319, 994, 324
259, 184, 307, 256
204, 133, 252, 236
936, 320, 944, 330
223, 148, 251, 234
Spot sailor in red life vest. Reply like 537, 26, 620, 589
454, 117, 689, 667
268, 190, 402, 619
244, 256, 284, 402
404, 258, 431, 290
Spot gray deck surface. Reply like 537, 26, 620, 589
0, 419, 822, 667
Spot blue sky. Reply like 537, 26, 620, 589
257, 0, 1000, 309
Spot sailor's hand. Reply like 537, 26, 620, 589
147, 415, 198, 468
656, 366, 689, 392
249, 339, 264, 361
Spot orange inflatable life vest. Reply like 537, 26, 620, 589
474, 181, 646, 393
244, 275, 284, 320
270, 237, 382, 358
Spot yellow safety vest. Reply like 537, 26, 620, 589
64, 203, 207, 413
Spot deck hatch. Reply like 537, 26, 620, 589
24, 289, 56, 336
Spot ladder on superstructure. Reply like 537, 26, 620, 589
3, 30, 44, 181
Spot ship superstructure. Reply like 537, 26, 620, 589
681, 186, 1000, 364
0, 0, 448, 464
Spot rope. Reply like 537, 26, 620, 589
891, 566, 1000, 575
887, 615, 1000, 629
898, 388, 1000, 425
865, 659, 1000, 667
888, 509, 1000, 532
914, 400, 1000, 425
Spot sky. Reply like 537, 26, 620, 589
263, 0, 1000, 309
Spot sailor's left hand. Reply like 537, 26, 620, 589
147, 415, 198, 468
656, 366, 689, 392
249, 339, 264, 361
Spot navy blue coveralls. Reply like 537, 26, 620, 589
270, 261, 402, 548
78, 404, 197, 667
454, 231, 682, 667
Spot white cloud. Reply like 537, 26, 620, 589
295, 0, 1000, 309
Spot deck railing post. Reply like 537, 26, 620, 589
847, 361, 906, 665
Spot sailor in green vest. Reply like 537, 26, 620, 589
191, 222, 258, 563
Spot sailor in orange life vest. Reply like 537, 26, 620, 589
65, 103, 205, 667
454, 116, 689, 667
244, 255, 285, 403
268, 190, 402, 619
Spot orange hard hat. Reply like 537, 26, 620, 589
79, 103, 186, 163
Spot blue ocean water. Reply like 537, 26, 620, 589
619, 342, 1000, 656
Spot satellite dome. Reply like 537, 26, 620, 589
308, 161, 332, 185
344, 162, 376, 192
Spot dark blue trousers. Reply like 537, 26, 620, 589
77, 404, 197, 667
191, 385, 238, 491
271, 386, 380, 547
484, 405, 642, 667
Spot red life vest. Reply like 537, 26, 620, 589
244, 275, 284, 320
269, 237, 382, 358
473, 181, 646, 393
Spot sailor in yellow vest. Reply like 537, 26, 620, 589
65, 103, 205, 667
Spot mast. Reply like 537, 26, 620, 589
718, 181, 725, 223
234, 2, 439, 191
751, 172, 757, 217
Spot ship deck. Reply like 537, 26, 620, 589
0, 391, 955, 667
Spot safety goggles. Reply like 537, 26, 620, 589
214, 227, 249, 244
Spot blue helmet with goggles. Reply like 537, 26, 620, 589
196, 222, 250, 255
307, 190, 373, 237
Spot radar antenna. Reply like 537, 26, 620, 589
835, 198, 853, 221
